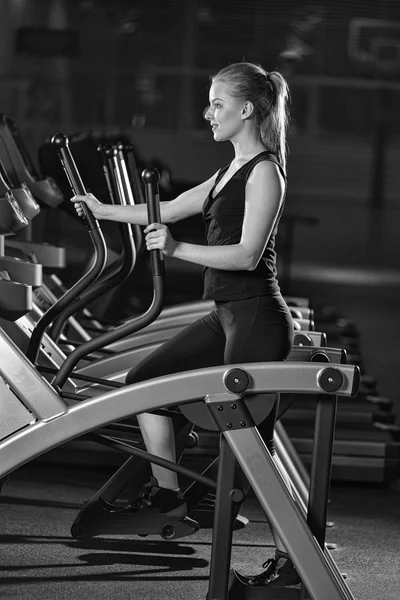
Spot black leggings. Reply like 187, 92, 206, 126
125, 294, 294, 454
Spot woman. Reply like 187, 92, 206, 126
71, 61, 298, 588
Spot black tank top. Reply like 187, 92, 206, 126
202, 151, 286, 301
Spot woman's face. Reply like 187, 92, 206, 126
204, 80, 245, 142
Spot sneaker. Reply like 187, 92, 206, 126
236, 550, 301, 588
128, 477, 187, 519
266, 550, 301, 588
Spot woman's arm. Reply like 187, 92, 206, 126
146, 160, 285, 271
70, 171, 219, 225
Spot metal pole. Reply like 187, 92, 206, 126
207, 435, 240, 600
307, 394, 338, 547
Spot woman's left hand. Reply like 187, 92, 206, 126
144, 223, 177, 256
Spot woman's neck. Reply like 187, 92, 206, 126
230, 137, 266, 162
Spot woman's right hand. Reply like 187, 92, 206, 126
70, 192, 106, 220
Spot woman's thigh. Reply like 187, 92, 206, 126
218, 295, 294, 364
217, 295, 294, 454
125, 311, 226, 385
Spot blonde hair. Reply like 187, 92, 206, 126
211, 62, 290, 172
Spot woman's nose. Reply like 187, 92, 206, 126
203, 105, 212, 120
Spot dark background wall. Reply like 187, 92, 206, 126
1, 0, 400, 271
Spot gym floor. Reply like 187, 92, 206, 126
0, 449, 399, 599
1, 263, 400, 600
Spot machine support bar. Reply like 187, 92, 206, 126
275, 425, 309, 511
207, 435, 242, 600
91, 434, 217, 491
224, 426, 355, 600
307, 394, 338, 548
275, 420, 310, 488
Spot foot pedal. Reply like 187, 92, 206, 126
160, 516, 199, 540
190, 506, 249, 530
227, 569, 302, 599
96, 496, 199, 540
98, 497, 132, 513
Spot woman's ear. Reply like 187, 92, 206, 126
241, 101, 254, 120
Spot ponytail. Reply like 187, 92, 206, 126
260, 71, 290, 172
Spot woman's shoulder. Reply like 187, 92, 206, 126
255, 150, 283, 168
244, 152, 286, 183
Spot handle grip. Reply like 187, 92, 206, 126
142, 167, 164, 277
124, 143, 146, 205
51, 133, 98, 231
98, 144, 118, 204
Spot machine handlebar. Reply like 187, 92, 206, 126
51, 133, 98, 231
52, 165, 165, 388
143, 168, 164, 278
